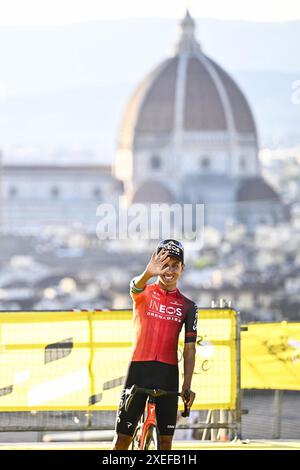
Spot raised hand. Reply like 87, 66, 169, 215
145, 250, 171, 278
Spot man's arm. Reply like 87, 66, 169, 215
182, 342, 196, 391
131, 270, 152, 291
181, 342, 196, 408
181, 301, 198, 408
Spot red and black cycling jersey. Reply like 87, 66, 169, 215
129, 279, 198, 366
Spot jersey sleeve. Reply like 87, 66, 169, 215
184, 301, 198, 343
129, 277, 146, 303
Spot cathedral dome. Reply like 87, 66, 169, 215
118, 10, 257, 151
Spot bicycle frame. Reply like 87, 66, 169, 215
139, 399, 157, 449
125, 385, 190, 450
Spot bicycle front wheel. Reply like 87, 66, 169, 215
142, 424, 160, 450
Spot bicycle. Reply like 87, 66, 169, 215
124, 384, 191, 450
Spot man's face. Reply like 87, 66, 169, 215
158, 254, 185, 289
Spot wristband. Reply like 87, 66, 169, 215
130, 279, 144, 293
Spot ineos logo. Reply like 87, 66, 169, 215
165, 242, 180, 254
149, 299, 182, 316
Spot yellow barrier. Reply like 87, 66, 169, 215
0, 309, 237, 411
241, 322, 300, 390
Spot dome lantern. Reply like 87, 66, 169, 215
175, 9, 201, 55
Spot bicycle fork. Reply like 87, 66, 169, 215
140, 399, 157, 449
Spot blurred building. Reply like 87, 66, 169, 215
114, 10, 284, 230
0, 11, 285, 233
1, 163, 122, 232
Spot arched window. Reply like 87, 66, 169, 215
8, 186, 17, 198
240, 156, 247, 171
200, 156, 211, 170
150, 155, 161, 170
93, 188, 102, 199
51, 186, 60, 199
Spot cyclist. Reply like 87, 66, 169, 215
113, 239, 198, 451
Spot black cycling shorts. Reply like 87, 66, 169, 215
115, 361, 179, 437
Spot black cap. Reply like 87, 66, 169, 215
157, 239, 184, 263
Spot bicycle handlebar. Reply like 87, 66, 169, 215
124, 385, 190, 417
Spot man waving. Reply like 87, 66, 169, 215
113, 239, 198, 450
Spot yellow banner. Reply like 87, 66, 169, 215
241, 322, 300, 390
0, 309, 237, 411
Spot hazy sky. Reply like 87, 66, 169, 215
0, 0, 299, 25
